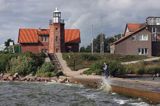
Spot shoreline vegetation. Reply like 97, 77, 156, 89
63, 53, 160, 77
0, 52, 159, 83
0, 52, 68, 83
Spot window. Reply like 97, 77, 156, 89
138, 34, 148, 41
56, 36, 58, 41
55, 27, 58, 30
138, 48, 148, 55
41, 36, 48, 42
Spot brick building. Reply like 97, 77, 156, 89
18, 8, 80, 54
110, 17, 160, 56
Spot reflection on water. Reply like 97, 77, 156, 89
0, 81, 156, 106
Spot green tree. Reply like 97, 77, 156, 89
9, 55, 35, 76
80, 47, 86, 52
104, 37, 116, 52
4, 39, 14, 47
93, 33, 105, 52
36, 62, 55, 77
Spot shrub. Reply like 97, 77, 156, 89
9, 55, 35, 76
81, 54, 99, 61
0, 53, 17, 73
108, 61, 126, 76
137, 67, 145, 75
36, 62, 56, 77
83, 61, 104, 75
145, 65, 160, 74
84, 60, 126, 76
125, 62, 145, 74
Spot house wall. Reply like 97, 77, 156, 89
21, 38, 49, 53
115, 29, 152, 56
152, 42, 160, 56
65, 43, 79, 52
20, 43, 40, 53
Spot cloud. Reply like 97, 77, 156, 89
0, 0, 160, 46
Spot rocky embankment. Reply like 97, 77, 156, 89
0, 73, 69, 83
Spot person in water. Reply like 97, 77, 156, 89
103, 63, 109, 78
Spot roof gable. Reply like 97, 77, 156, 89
65, 29, 80, 43
113, 25, 146, 45
18, 29, 39, 43
124, 23, 145, 36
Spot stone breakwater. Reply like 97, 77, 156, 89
0, 73, 69, 83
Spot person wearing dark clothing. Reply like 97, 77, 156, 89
103, 63, 109, 78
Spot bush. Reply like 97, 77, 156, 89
108, 61, 126, 76
145, 65, 160, 74
36, 62, 56, 77
81, 54, 99, 61
83, 61, 104, 75
9, 55, 35, 76
0, 53, 17, 73
84, 60, 126, 76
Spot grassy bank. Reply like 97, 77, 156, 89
63, 53, 160, 76
0, 52, 57, 77
62, 53, 147, 70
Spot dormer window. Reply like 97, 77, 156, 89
41, 35, 49, 42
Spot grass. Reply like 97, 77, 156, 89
62, 53, 148, 71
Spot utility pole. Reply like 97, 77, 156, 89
91, 25, 94, 54
100, 33, 104, 54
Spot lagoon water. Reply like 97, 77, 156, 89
0, 82, 155, 106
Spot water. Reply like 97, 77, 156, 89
0, 81, 158, 106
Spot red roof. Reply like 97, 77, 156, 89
18, 29, 39, 43
127, 23, 144, 32
65, 29, 80, 43
18, 28, 80, 43
37, 29, 50, 35
113, 24, 146, 45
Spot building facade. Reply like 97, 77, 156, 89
110, 17, 160, 56
18, 8, 80, 54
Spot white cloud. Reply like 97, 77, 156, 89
0, 0, 160, 46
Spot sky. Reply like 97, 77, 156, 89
0, 0, 160, 47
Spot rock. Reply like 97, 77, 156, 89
50, 77, 58, 82
24, 74, 36, 82
58, 76, 67, 83
8, 76, 13, 81
20, 77, 26, 81
13, 73, 20, 80
2, 74, 11, 81
0, 73, 4, 80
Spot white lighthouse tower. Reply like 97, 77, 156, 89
53, 8, 64, 23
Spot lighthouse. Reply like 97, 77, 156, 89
49, 8, 65, 53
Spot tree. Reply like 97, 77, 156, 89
80, 45, 91, 52
80, 47, 86, 52
104, 37, 116, 52
80, 33, 120, 53
93, 33, 105, 52
4, 39, 14, 47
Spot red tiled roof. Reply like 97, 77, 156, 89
37, 29, 49, 35
65, 29, 80, 43
18, 29, 39, 43
127, 23, 145, 32
18, 28, 80, 43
